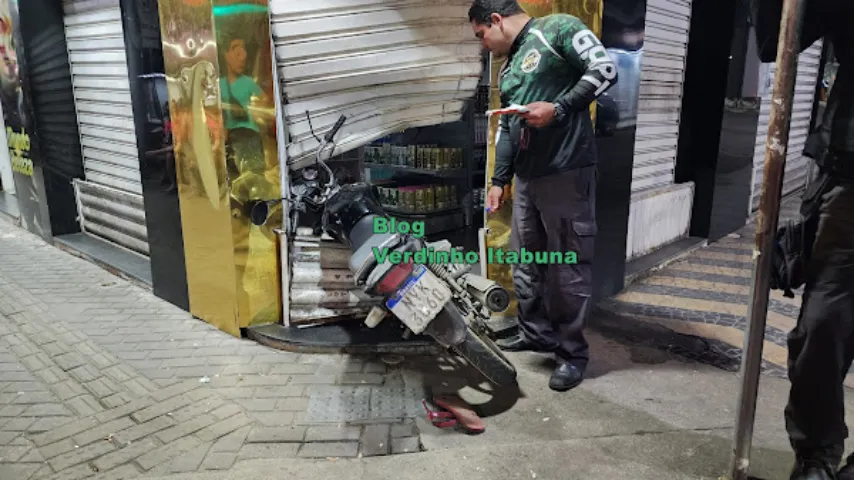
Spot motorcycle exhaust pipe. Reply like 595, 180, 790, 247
460, 273, 510, 313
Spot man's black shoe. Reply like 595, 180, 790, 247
495, 334, 550, 352
790, 459, 837, 480
549, 362, 583, 392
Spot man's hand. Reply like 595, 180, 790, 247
486, 186, 505, 212
520, 102, 555, 128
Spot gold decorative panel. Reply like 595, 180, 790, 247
158, 0, 282, 336
484, 0, 603, 319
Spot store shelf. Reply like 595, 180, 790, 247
382, 205, 462, 216
364, 163, 467, 178
386, 209, 465, 236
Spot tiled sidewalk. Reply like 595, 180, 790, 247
600, 194, 854, 385
0, 221, 423, 479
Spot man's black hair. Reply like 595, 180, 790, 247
468, 0, 525, 26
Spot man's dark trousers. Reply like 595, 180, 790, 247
509, 165, 597, 370
785, 178, 854, 467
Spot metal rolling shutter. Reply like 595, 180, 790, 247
269, 0, 483, 168
749, 40, 823, 213
269, 0, 482, 325
630, 0, 692, 194
63, 0, 148, 255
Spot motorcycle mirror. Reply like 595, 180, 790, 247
249, 201, 270, 226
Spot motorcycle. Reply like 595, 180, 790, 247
249, 114, 517, 387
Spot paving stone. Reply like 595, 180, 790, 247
39, 438, 77, 459
237, 442, 300, 460
136, 435, 202, 471
92, 437, 159, 472
52, 380, 88, 401
247, 426, 306, 443
247, 412, 294, 427
169, 396, 228, 423
200, 451, 237, 470
251, 386, 305, 398
19, 447, 44, 463
360, 424, 390, 457
23, 403, 73, 417
69, 365, 100, 384
298, 442, 358, 458
194, 414, 254, 443
391, 436, 421, 454
149, 382, 200, 403
240, 399, 277, 412
28, 417, 75, 433
131, 393, 197, 423
2, 417, 35, 431
66, 395, 104, 417
90, 463, 140, 480
72, 417, 136, 447
267, 364, 319, 375
112, 415, 175, 445
209, 425, 252, 453
305, 426, 362, 442
391, 422, 418, 438
49, 439, 116, 472
0, 444, 31, 462
155, 414, 219, 444
168, 443, 211, 473
275, 397, 310, 411
0, 463, 43, 480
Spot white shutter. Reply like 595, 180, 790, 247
63, 0, 149, 256
749, 40, 822, 213
631, 0, 692, 194
269, 0, 483, 169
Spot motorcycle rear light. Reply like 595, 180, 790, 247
376, 261, 414, 295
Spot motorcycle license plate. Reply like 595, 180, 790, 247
386, 264, 452, 334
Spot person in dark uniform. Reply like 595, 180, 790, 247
469, 0, 617, 391
753, 0, 854, 478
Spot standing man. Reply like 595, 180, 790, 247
470, 0, 617, 391
754, 0, 854, 478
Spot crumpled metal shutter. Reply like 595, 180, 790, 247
269, 0, 483, 169
630, 0, 692, 194
63, 0, 148, 255
287, 228, 381, 326
749, 40, 823, 213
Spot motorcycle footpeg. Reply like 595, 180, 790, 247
364, 306, 387, 328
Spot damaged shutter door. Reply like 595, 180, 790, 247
269, 0, 483, 168
270, 0, 483, 325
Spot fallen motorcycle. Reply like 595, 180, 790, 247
249, 114, 517, 386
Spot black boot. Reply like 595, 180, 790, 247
549, 361, 584, 392
790, 458, 837, 480
495, 333, 552, 353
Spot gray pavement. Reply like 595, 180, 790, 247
2, 214, 854, 480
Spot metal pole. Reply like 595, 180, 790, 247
728, 0, 805, 477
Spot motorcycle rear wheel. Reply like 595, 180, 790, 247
453, 326, 518, 387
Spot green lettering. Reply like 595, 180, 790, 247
550, 251, 563, 264
465, 252, 479, 264
373, 217, 389, 234
505, 251, 519, 264
371, 247, 389, 263
564, 251, 577, 264
388, 251, 403, 264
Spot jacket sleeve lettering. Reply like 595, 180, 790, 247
554, 17, 618, 112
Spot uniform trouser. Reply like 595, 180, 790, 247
510, 166, 597, 369
785, 182, 854, 466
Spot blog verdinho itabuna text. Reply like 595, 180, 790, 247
372, 218, 579, 265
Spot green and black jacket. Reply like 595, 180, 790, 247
492, 14, 618, 188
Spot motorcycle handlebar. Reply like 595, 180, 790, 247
324, 115, 347, 143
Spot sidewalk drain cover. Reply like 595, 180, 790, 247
306, 386, 425, 423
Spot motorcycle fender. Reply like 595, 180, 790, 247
422, 303, 468, 348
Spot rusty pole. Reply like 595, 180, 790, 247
728, 0, 805, 478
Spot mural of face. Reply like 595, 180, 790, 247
0, 2, 18, 89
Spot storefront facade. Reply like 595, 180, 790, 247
2, 0, 827, 346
